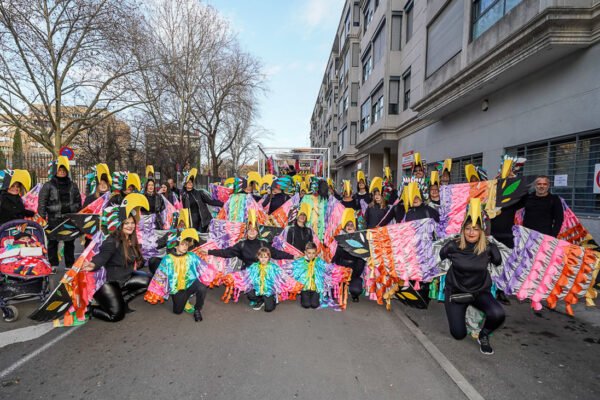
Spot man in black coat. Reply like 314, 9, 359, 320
38, 158, 82, 268
523, 175, 564, 237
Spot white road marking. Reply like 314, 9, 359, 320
393, 307, 486, 400
0, 322, 54, 349
0, 326, 79, 379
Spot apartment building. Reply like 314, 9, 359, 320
311, 0, 600, 234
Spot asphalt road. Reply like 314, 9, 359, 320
1, 286, 599, 400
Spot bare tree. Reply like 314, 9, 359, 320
0, 0, 151, 156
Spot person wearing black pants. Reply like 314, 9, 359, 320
440, 198, 504, 355
247, 290, 277, 312
300, 291, 320, 309
332, 210, 365, 302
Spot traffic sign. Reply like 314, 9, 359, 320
59, 146, 75, 160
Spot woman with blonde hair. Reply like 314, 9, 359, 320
439, 198, 504, 355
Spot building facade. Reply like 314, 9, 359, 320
311, 0, 600, 235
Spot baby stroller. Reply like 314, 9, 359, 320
0, 220, 53, 322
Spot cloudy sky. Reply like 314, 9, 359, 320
206, 0, 345, 148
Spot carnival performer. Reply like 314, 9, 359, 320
382, 167, 398, 204
523, 175, 564, 238
404, 182, 440, 223
365, 178, 391, 229
286, 203, 314, 251
144, 228, 212, 322
428, 171, 441, 208
246, 171, 263, 203
336, 180, 360, 210
142, 178, 166, 229
81, 194, 151, 322
262, 176, 291, 215
412, 153, 426, 179
291, 242, 326, 309
465, 164, 487, 183
440, 159, 452, 185
353, 170, 372, 205
0, 169, 34, 225
180, 168, 223, 232
38, 156, 82, 268
159, 182, 179, 205
204, 210, 293, 270
83, 164, 111, 208
440, 198, 504, 355
332, 209, 365, 302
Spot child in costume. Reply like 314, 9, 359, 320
144, 228, 216, 322
222, 247, 302, 312
332, 209, 365, 302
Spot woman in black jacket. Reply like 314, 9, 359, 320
364, 178, 391, 229
332, 210, 365, 302
203, 223, 294, 270
0, 170, 34, 226
286, 204, 314, 251
82, 195, 151, 322
440, 198, 505, 355
143, 179, 165, 229
180, 169, 223, 233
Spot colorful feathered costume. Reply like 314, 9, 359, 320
144, 252, 220, 304
221, 261, 303, 303
284, 257, 352, 309
217, 193, 267, 224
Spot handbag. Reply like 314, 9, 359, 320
449, 293, 475, 304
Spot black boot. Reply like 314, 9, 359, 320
193, 309, 203, 322
352, 296, 359, 303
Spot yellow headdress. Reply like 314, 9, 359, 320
179, 228, 199, 243
298, 202, 312, 218
384, 167, 392, 180
357, 170, 366, 183
177, 208, 191, 229
9, 169, 31, 192
407, 181, 422, 208
299, 182, 308, 193
500, 159, 514, 179
327, 178, 334, 188
341, 208, 356, 230
247, 171, 261, 187
293, 175, 304, 185
126, 173, 142, 192
247, 208, 258, 230
262, 174, 276, 188
122, 193, 150, 219
430, 171, 440, 187
184, 168, 198, 184
464, 198, 484, 228
465, 164, 479, 182
57, 156, 70, 173
96, 163, 112, 186
442, 159, 452, 175
369, 177, 383, 194
343, 180, 352, 196
304, 174, 315, 185
413, 153, 423, 169
400, 186, 410, 213
224, 177, 234, 187
145, 165, 154, 178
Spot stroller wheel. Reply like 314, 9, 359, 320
3, 305, 19, 322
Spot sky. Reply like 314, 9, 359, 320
205, 0, 345, 149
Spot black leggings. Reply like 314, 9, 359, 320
444, 288, 505, 339
90, 273, 150, 322
247, 290, 276, 312
300, 290, 320, 309
349, 263, 365, 299
171, 281, 208, 314
48, 239, 75, 267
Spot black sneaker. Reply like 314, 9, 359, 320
478, 335, 494, 355
252, 300, 265, 311
193, 310, 203, 322
352, 296, 359, 303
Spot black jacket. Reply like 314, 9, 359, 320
332, 245, 366, 277
38, 177, 82, 227
523, 193, 564, 237
91, 235, 143, 285
440, 240, 502, 294
262, 192, 289, 215
208, 238, 293, 270
404, 204, 440, 223
365, 204, 391, 229
286, 223, 314, 252
180, 188, 223, 230
353, 192, 372, 207
0, 191, 35, 226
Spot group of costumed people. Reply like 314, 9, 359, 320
2, 152, 599, 356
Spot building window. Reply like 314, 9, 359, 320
338, 128, 346, 153
371, 94, 384, 124
402, 68, 411, 111
388, 77, 400, 115
363, 0, 373, 32
362, 55, 373, 82
405, 0, 414, 43
391, 14, 402, 51
427, 153, 483, 183
352, 43, 359, 67
350, 122, 357, 145
426, 0, 464, 76
472, 0, 523, 39
353, 3, 360, 26
506, 132, 600, 215
351, 83, 359, 107
360, 99, 371, 133
372, 22, 386, 65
